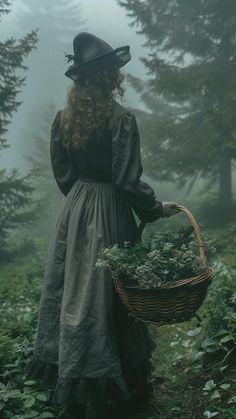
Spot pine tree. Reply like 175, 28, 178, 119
0, 0, 37, 148
0, 0, 38, 253
15, 0, 85, 102
119, 0, 236, 209
14, 0, 86, 233
127, 76, 182, 178
24, 103, 63, 235
25, 103, 57, 198
17, 0, 85, 45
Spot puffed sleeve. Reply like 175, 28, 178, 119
111, 110, 163, 223
50, 110, 78, 195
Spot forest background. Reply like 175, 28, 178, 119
0, 0, 236, 418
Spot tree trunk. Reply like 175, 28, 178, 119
219, 151, 232, 207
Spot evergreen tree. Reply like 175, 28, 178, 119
14, 0, 86, 231
0, 0, 37, 148
119, 0, 236, 209
0, 0, 38, 253
24, 103, 63, 236
17, 0, 85, 45
25, 103, 57, 198
127, 76, 183, 178
15, 0, 85, 104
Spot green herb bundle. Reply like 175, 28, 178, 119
96, 227, 214, 289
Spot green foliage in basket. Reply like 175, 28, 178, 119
97, 227, 215, 289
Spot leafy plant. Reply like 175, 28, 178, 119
97, 227, 214, 288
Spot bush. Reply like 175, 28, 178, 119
0, 239, 60, 418
97, 227, 213, 288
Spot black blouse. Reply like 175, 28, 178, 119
50, 100, 163, 223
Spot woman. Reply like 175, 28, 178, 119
27, 32, 179, 419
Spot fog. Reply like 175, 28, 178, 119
2, 0, 148, 171
1, 4, 236, 416
1, 0, 235, 219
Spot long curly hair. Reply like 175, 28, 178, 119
61, 66, 124, 149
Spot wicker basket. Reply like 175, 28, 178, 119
112, 205, 214, 327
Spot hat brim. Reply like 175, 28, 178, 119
65, 46, 131, 80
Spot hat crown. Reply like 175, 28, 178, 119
73, 32, 113, 64
65, 32, 131, 80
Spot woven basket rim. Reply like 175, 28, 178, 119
112, 266, 214, 291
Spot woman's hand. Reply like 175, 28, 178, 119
161, 202, 180, 218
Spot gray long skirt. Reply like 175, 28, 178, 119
27, 178, 155, 405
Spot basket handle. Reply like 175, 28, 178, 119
136, 205, 207, 268
136, 220, 146, 243
175, 205, 207, 268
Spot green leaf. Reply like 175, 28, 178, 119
24, 395, 36, 408
201, 337, 213, 349
24, 411, 39, 418
210, 390, 221, 400
219, 365, 228, 372
6, 390, 22, 399
214, 329, 230, 337
40, 413, 55, 418
24, 380, 37, 386
220, 383, 231, 390
36, 392, 48, 401
203, 380, 217, 392
187, 327, 201, 336
220, 335, 234, 343
227, 395, 236, 404
182, 339, 191, 348
203, 411, 219, 418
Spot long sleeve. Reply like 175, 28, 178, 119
50, 110, 78, 196
111, 110, 163, 223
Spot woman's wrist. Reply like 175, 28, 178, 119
161, 202, 180, 218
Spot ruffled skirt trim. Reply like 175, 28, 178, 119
26, 356, 134, 405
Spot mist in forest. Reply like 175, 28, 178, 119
2, 4, 236, 418
1, 0, 236, 241
1, 0, 148, 171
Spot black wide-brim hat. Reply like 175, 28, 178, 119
65, 32, 131, 80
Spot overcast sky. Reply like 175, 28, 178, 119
2, 0, 150, 170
